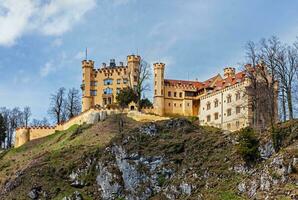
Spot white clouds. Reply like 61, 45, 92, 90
0, 0, 35, 46
0, 0, 96, 46
40, 62, 54, 77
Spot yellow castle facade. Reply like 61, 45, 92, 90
81, 55, 140, 111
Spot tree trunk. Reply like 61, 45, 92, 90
286, 87, 294, 120
281, 88, 287, 121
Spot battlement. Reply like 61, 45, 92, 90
153, 62, 165, 69
82, 60, 95, 68
16, 126, 56, 130
127, 55, 141, 62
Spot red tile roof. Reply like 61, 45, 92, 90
163, 70, 246, 92
213, 71, 246, 91
164, 79, 204, 89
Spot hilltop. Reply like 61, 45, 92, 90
0, 115, 297, 199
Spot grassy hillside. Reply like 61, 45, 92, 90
0, 115, 297, 199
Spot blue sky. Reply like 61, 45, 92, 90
0, 0, 298, 120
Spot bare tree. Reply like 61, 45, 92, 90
23, 106, 31, 127
66, 88, 81, 118
132, 60, 151, 110
48, 87, 66, 124
31, 117, 50, 126
244, 38, 279, 129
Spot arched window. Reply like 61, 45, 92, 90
206, 101, 211, 110
104, 78, 113, 85
227, 94, 232, 103
214, 99, 219, 108
236, 92, 241, 100
104, 88, 113, 95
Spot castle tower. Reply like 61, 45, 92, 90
153, 62, 165, 116
224, 67, 236, 78
127, 55, 141, 88
82, 60, 95, 112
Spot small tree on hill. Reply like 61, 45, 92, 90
237, 127, 260, 164
140, 98, 153, 108
116, 88, 138, 110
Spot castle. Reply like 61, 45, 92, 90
82, 55, 276, 131
15, 54, 277, 147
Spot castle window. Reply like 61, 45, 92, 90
179, 92, 182, 98
187, 103, 190, 106
214, 112, 219, 120
168, 91, 171, 97
206, 102, 211, 110
104, 88, 113, 95
174, 103, 176, 107
116, 88, 121, 94
227, 123, 231, 129
214, 99, 219, 107
117, 79, 121, 84
236, 121, 240, 128
104, 78, 113, 85
227, 108, 232, 116
174, 92, 177, 97
227, 95, 232, 103
155, 73, 157, 77
155, 89, 157, 95
207, 115, 211, 122
123, 78, 128, 84
168, 103, 171, 106
236, 92, 241, 100
180, 104, 182, 107
90, 81, 97, 86
155, 81, 157, 86
236, 106, 241, 114
161, 89, 163, 95
90, 90, 97, 96
134, 76, 137, 82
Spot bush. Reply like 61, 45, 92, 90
237, 127, 260, 163
271, 127, 284, 152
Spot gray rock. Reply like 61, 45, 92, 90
238, 182, 246, 193
139, 123, 158, 136
259, 141, 275, 159
96, 163, 122, 200
179, 183, 192, 195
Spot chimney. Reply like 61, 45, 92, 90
224, 67, 236, 78
119, 61, 124, 66
110, 59, 116, 67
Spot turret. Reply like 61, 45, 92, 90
224, 67, 236, 78
127, 55, 141, 87
82, 60, 95, 111
153, 62, 165, 116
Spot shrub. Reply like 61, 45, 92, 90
237, 127, 260, 163
271, 127, 284, 152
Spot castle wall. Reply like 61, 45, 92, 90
199, 81, 250, 131
15, 108, 118, 148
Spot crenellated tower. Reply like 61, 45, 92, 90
127, 55, 141, 88
81, 60, 95, 111
153, 62, 165, 116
